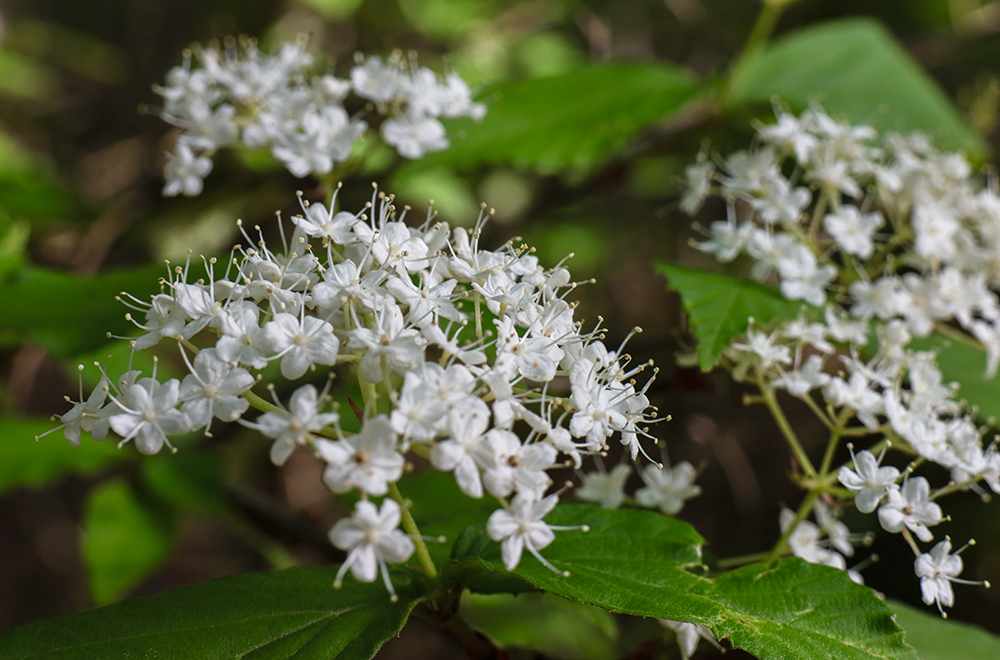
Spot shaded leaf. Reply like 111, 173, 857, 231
416, 64, 698, 173
83, 479, 172, 605
656, 263, 805, 371
141, 448, 227, 513
451, 504, 914, 660
0, 567, 428, 660
0, 264, 164, 357
0, 417, 123, 493
461, 591, 618, 660
727, 19, 983, 155
889, 599, 1000, 659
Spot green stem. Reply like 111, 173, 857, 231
244, 389, 284, 415
757, 374, 817, 477
728, 0, 797, 90
807, 187, 831, 244
474, 294, 484, 344
225, 513, 299, 569
934, 322, 985, 351
360, 380, 378, 419
818, 410, 851, 476
767, 489, 819, 564
800, 394, 833, 430
716, 551, 772, 569
388, 482, 438, 581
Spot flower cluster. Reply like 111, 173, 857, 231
156, 38, 485, 196
683, 106, 995, 613
47, 186, 672, 594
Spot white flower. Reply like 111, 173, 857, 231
163, 141, 212, 197
730, 328, 791, 370
261, 312, 340, 380
347, 303, 425, 382
824, 207, 883, 259
680, 162, 715, 215
248, 384, 339, 465
914, 539, 972, 616
693, 218, 754, 262
330, 499, 414, 601
49, 374, 111, 446
635, 462, 701, 515
479, 430, 556, 499
381, 113, 448, 159
487, 493, 575, 573
108, 377, 190, 455
877, 477, 942, 542
179, 347, 254, 431
576, 464, 632, 509
430, 401, 491, 498
659, 620, 719, 660
838, 447, 899, 513
773, 355, 830, 397
318, 415, 404, 496
494, 316, 564, 382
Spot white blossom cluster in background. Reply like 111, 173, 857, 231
45, 186, 680, 598
682, 106, 994, 615
155, 38, 485, 196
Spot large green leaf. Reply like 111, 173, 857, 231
83, 478, 173, 605
0, 417, 123, 493
415, 64, 698, 173
727, 19, 983, 155
656, 263, 805, 371
0, 264, 165, 356
450, 504, 914, 660
889, 599, 1000, 659
0, 567, 428, 660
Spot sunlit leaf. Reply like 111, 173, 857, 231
727, 18, 983, 155
451, 504, 914, 660
656, 263, 806, 371
415, 64, 699, 173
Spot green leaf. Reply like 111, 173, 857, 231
907, 334, 1000, 421
0, 216, 29, 281
0, 567, 428, 660
0, 264, 164, 357
727, 18, 983, 155
141, 448, 227, 513
656, 263, 805, 371
889, 599, 1000, 659
450, 504, 915, 660
416, 64, 698, 174
0, 417, 124, 493
83, 479, 172, 605
461, 591, 618, 660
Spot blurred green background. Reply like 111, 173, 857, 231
2, 0, 1000, 657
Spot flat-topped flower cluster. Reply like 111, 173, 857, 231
156, 38, 485, 196
683, 106, 995, 614
49, 186, 672, 597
